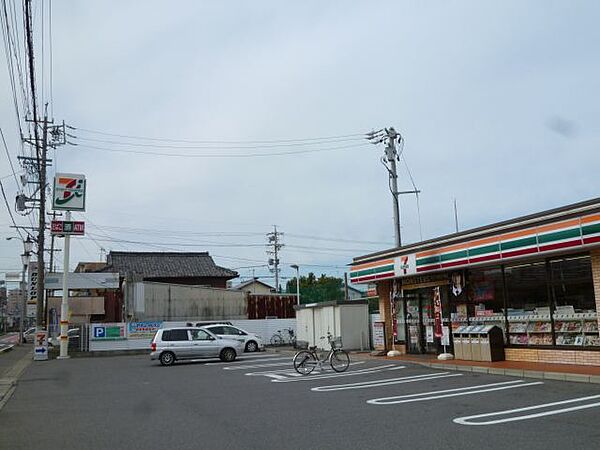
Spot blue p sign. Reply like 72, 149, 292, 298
94, 326, 106, 338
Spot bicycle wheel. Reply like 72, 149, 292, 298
270, 334, 283, 346
329, 349, 350, 372
293, 350, 317, 375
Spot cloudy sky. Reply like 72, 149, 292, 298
1, 1, 599, 287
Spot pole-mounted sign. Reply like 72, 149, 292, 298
52, 172, 86, 361
51, 220, 85, 236
52, 173, 86, 211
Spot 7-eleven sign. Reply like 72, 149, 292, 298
53, 173, 86, 211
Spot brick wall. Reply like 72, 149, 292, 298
505, 348, 600, 366
591, 249, 600, 333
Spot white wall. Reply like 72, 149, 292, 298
339, 304, 369, 351
296, 304, 369, 350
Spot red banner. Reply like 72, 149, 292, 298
433, 287, 443, 338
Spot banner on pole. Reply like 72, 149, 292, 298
433, 286, 443, 338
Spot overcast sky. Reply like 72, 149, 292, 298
1, 1, 599, 287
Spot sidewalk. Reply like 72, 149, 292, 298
0, 343, 33, 410
380, 353, 600, 384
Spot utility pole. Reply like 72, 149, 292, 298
367, 128, 421, 248
266, 226, 284, 292
453, 198, 459, 233
35, 112, 48, 328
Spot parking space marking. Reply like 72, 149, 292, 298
245, 361, 366, 376
271, 364, 405, 383
367, 380, 544, 405
453, 394, 600, 426
224, 361, 294, 370
311, 372, 462, 392
204, 356, 290, 365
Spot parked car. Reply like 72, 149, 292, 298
150, 327, 244, 366
200, 324, 264, 353
22, 327, 37, 343
48, 328, 80, 347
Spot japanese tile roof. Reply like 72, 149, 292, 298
102, 252, 238, 279
232, 279, 275, 291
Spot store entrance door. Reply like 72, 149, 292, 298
405, 293, 424, 354
404, 289, 441, 355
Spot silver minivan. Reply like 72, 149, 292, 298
150, 327, 244, 366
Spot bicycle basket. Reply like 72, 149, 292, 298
295, 340, 309, 350
330, 336, 343, 349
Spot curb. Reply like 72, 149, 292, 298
0, 349, 33, 411
0, 344, 14, 354
385, 358, 600, 385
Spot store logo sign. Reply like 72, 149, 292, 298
53, 173, 86, 211
395, 254, 416, 277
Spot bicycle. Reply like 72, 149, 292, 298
292, 332, 350, 374
270, 328, 296, 347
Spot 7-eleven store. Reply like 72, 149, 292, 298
351, 198, 600, 366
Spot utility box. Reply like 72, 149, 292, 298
295, 301, 369, 351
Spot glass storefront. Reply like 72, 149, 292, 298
395, 253, 599, 351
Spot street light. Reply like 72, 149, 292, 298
290, 264, 300, 306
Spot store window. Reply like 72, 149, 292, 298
505, 261, 552, 346
467, 267, 506, 335
550, 255, 599, 347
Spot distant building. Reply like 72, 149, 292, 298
100, 251, 238, 288
231, 279, 275, 295
343, 283, 367, 300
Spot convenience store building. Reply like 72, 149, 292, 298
350, 198, 600, 366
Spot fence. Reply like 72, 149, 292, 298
82, 318, 296, 352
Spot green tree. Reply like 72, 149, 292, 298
286, 272, 344, 304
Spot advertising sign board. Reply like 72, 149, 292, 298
373, 321, 386, 351
91, 323, 126, 340
33, 330, 48, 361
128, 321, 163, 339
51, 220, 85, 236
53, 173, 86, 211
44, 273, 119, 290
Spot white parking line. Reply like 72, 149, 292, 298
245, 361, 366, 376
271, 364, 405, 383
224, 361, 294, 370
367, 380, 544, 405
204, 356, 290, 365
311, 372, 463, 392
453, 394, 600, 426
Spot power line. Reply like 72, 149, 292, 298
69, 141, 371, 159
0, 178, 23, 240
0, 127, 19, 186
71, 135, 364, 150
70, 126, 365, 145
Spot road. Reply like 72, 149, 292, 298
1, 352, 599, 449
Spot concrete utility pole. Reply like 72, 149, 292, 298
367, 127, 420, 248
266, 226, 284, 292
35, 113, 48, 328
385, 128, 401, 247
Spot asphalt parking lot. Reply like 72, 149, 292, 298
1, 352, 599, 450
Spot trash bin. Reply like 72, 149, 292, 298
452, 326, 465, 360
479, 325, 505, 362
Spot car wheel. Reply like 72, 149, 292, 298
159, 351, 175, 366
245, 341, 258, 353
220, 348, 236, 362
